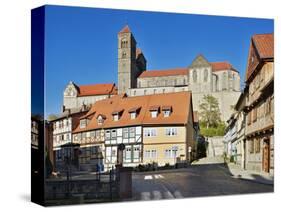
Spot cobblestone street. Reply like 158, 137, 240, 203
131, 162, 273, 201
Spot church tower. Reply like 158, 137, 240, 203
118, 25, 140, 94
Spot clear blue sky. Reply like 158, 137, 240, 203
44, 5, 273, 116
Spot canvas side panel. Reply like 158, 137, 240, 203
31, 6, 45, 206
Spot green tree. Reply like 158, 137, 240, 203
199, 95, 222, 129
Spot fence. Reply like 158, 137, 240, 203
45, 170, 119, 204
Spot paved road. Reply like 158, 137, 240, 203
132, 164, 273, 201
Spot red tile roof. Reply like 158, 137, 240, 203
138, 61, 237, 78
245, 33, 274, 81
139, 68, 189, 78
77, 83, 117, 97
73, 92, 192, 133
252, 33, 274, 59
119, 25, 131, 34
211, 62, 238, 72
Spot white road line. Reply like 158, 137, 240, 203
154, 174, 164, 179
144, 175, 153, 180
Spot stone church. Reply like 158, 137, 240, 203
63, 25, 241, 122
117, 25, 241, 121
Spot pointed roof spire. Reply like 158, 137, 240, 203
119, 25, 131, 34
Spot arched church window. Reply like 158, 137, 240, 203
121, 39, 128, 48
204, 69, 208, 82
222, 72, 227, 90
193, 70, 197, 83
122, 51, 126, 58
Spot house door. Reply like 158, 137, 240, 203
262, 138, 270, 173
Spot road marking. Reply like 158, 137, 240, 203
144, 175, 153, 180
154, 174, 164, 179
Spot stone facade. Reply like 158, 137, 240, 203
244, 33, 274, 175
117, 26, 241, 122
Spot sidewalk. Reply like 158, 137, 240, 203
225, 163, 274, 185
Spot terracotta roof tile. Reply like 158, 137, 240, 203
138, 61, 238, 78
252, 33, 274, 59
73, 92, 192, 133
245, 33, 274, 81
77, 83, 117, 97
139, 68, 189, 78
119, 25, 131, 34
210, 62, 238, 72
149, 105, 160, 111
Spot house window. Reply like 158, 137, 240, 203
134, 146, 140, 160
97, 116, 104, 125
163, 110, 171, 117
133, 90, 136, 96
255, 139, 260, 153
144, 150, 150, 158
129, 127, 135, 137
193, 70, 197, 83
113, 114, 119, 121
105, 130, 111, 139
165, 149, 172, 158
80, 119, 87, 128
90, 131, 96, 138
151, 111, 158, 118
144, 128, 157, 137
123, 128, 129, 138
151, 150, 157, 158
165, 127, 178, 136
125, 147, 131, 160
111, 130, 117, 139
204, 69, 208, 82
249, 139, 254, 154
130, 112, 136, 119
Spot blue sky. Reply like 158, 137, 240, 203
44, 5, 273, 116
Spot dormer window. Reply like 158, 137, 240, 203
162, 106, 172, 117
80, 119, 87, 128
128, 107, 141, 120
149, 106, 160, 118
97, 114, 106, 125
131, 112, 136, 119
112, 109, 124, 121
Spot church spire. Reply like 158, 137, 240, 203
119, 25, 131, 34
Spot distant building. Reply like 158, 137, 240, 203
63, 82, 117, 111
117, 25, 241, 122
244, 33, 274, 175
73, 92, 196, 171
